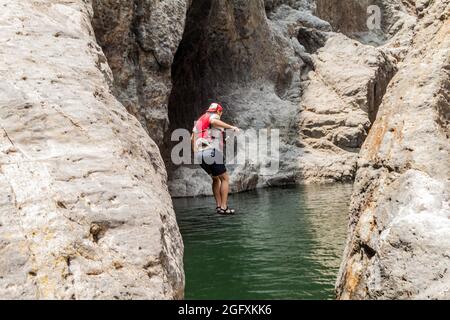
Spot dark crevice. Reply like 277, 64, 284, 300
89, 221, 125, 244
297, 27, 329, 54
361, 242, 377, 259
89, 223, 107, 243
367, 56, 398, 126
435, 65, 450, 133
167, 0, 215, 134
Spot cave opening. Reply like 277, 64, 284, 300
167, 0, 215, 137
163, 0, 218, 176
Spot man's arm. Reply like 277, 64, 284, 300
191, 132, 198, 153
211, 119, 240, 132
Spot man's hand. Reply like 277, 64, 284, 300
231, 126, 240, 133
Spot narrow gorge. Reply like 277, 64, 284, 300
0, 0, 448, 299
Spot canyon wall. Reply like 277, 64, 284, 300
168, 0, 400, 197
0, 0, 183, 299
337, 0, 450, 299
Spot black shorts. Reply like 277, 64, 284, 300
196, 149, 227, 177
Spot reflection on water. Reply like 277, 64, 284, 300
173, 184, 353, 300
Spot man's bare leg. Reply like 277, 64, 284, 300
212, 176, 222, 208
219, 173, 230, 209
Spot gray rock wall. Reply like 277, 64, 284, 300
168, 0, 398, 197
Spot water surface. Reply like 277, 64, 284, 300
173, 184, 353, 300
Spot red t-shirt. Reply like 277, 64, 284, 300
193, 113, 224, 151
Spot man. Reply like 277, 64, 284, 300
192, 103, 240, 215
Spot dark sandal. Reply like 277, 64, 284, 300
216, 206, 221, 213
218, 207, 235, 215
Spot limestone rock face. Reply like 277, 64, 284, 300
336, 0, 450, 299
92, 0, 190, 143
1, 0, 448, 301
0, 0, 183, 299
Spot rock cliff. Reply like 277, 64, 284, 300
0, 0, 183, 299
336, 0, 450, 299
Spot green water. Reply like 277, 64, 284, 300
173, 184, 353, 300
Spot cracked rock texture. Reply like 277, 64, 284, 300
336, 0, 450, 299
92, 0, 190, 144
0, 0, 183, 299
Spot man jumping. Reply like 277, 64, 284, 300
192, 103, 240, 215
